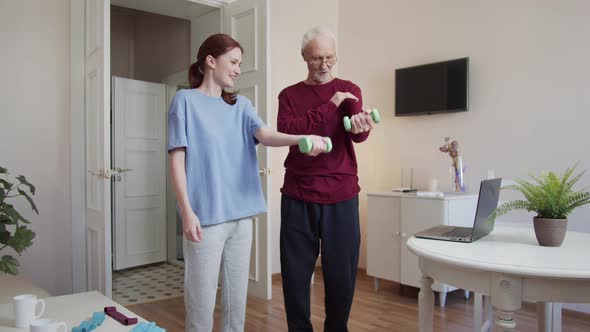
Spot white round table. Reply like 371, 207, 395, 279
407, 225, 590, 332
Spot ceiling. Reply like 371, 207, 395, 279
111, 0, 218, 20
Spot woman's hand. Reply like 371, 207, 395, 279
182, 210, 203, 242
306, 135, 328, 156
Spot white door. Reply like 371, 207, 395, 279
223, 0, 271, 299
85, 0, 112, 297
112, 77, 167, 270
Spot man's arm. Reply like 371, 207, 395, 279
277, 90, 338, 134
347, 85, 371, 143
277, 90, 358, 134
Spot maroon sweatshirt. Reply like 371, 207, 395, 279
277, 78, 370, 204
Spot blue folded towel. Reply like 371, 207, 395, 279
130, 321, 166, 332
71, 312, 105, 332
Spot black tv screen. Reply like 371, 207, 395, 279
395, 57, 469, 116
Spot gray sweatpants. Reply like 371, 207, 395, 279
183, 218, 252, 332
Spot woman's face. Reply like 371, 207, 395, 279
209, 47, 242, 89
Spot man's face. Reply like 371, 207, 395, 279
302, 35, 337, 84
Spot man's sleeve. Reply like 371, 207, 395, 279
277, 89, 339, 134
347, 84, 371, 143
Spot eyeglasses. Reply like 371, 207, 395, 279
307, 55, 337, 66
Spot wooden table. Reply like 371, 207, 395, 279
0, 291, 147, 331
407, 225, 590, 332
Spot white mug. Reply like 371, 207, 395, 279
13, 294, 45, 328
30, 318, 67, 332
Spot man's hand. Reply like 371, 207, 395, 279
330, 92, 358, 107
306, 135, 328, 156
183, 210, 204, 242
349, 109, 375, 134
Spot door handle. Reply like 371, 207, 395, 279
88, 169, 111, 179
88, 168, 132, 179
113, 167, 132, 175
259, 168, 270, 175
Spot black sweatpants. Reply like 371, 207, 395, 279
280, 194, 360, 332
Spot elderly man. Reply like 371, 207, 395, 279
277, 27, 374, 332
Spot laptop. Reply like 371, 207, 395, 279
414, 178, 502, 243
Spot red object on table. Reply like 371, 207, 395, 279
104, 306, 138, 326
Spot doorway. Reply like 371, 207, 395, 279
109, 1, 218, 304
72, 0, 271, 301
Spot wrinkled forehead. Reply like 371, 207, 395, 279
303, 35, 336, 57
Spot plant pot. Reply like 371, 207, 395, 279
533, 217, 568, 247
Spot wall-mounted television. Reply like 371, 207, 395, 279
395, 57, 469, 116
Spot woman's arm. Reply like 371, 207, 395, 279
254, 127, 303, 147
169, 148, 203, 242
254, 127, 327, 156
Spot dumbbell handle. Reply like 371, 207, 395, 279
298, 137, 332, 154
343, 108, 381, 132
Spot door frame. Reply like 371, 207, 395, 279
69, 0, 272, 295
69, 0, 227, 293
161, 70, 190, 268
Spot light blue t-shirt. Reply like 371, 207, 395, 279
167, 89, 267, 226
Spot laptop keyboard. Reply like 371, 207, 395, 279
443, 227, 472, 238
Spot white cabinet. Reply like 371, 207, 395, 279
366, 196, 401, 282
366, 192, 478, 306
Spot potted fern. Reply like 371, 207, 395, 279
0, 165, 37, 274
493, 163, 590, 247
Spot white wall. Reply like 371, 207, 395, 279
0, 0, 72, 295
339, 0, 590, 313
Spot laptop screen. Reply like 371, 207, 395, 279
471, 178, 502, 240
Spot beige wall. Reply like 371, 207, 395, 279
339, 0, 590, 312
269, 0, 339, 273
111, 5, 191, 83
0, 0, 72, 295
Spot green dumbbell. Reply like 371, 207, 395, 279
343, 108, 381, 132
298, 137, 333, 154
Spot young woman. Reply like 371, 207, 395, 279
168, 33, 327, 332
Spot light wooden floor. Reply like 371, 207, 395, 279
127, 268, 590, 331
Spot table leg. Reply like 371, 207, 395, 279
439, 290, 447, 307
491, 275, 522, 332
419, 275, 434, 332
494, 309, 517, 331
474, 293, 483, 332
537, 302, 552, 332
552, 303, 562, 332
483, 295, 492, 332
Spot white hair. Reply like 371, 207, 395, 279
301, 26, 336, 53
